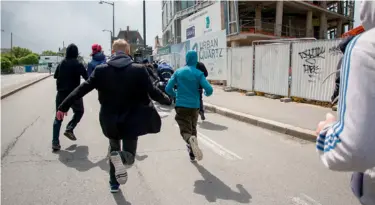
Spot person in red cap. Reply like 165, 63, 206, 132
87, 44, 106, 76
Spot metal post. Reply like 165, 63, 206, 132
11, 32, 13, 52
143, 0, 146, 49
110, 31, 113, 51
112, 2, 115, 39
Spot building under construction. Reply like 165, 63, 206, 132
161, 1, 355, 48
227, 0, 355, 47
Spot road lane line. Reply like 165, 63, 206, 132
173, 124, 242, 160
291, 194, 322, 205
197, 131, 243, 160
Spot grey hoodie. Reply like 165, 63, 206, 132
316, 1, 375, 204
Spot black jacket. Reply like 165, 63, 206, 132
196, 62, 208, 77
54, 44, 88, 93
58, 54, 171, 140
197, 62, 208, 91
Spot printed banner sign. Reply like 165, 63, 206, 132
189, 30, 227, 80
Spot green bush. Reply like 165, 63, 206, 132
19, 53, 39, 65
1, 58, 13, 74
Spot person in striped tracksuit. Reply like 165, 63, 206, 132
316, 1, 375, 204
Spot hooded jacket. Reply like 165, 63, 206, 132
87, 52, 106, 76
54, 44, 88, 93
317, 1, 375, 204
57, 53, 171, 140
165, 50, 213, 108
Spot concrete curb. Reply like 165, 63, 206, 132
204, 102, 316, 142
1, 74, 53, 100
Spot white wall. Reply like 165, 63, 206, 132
181, 2, 221, 41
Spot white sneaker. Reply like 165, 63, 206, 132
110, 151, 128, 184
188, 136, 203, 161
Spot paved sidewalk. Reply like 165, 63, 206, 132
204, 86, 335, 131
1, 73, 52, 98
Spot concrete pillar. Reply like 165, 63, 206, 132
274, 1, 283, 36
336, 19, 343, 38
306, 10, 313, 37
231, 41, 240, 47
255, 4, 262, 32
319, 12, 327, 39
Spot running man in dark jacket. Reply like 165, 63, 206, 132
56, 39, 171, 193
52, 44, 88, 151
196, 62, 208, 120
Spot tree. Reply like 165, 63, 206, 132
18, 53, 39, 65
41, 50, 58, 56
1, 58, 13, 74
11, 46, 33, 58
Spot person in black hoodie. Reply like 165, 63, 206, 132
331, 35, 355, 108
52, 44, 88, 151
196, 62, 208, 120
55, 39, 171, 193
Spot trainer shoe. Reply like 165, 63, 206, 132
110, 151, 128, 184
110, 184, 120, 193
186, 144, 196, 161
188, 136, 203, 161
52, 144, 61, 151
64, 130, 77, 141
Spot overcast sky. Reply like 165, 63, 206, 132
1, 0, 162, 58
1, 0, 361, 59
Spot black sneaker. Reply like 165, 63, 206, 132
52, 144, 61, 151
110, 184, 120, 193
64, 130, 77, 141
186, 144, 195, 161
199, 111, 206, 121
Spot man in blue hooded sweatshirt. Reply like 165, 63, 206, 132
87, 44, 106, 76
166, 50, 213, 161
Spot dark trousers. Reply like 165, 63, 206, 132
109, 138, 138, 186
52, 92, 84, 145
175, 107, 199, 142
199, 89, 204, 113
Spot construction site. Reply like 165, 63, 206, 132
226, 0, 355, 47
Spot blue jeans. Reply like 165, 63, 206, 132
109, 138, 138, 186
52, 92, 84, 145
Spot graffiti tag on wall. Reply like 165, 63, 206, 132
298, 47, 325, 82
329, 46, 342, 56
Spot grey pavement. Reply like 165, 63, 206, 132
1, 78, 359, 205
204, 86, 335, 131
1, 73, 51, 95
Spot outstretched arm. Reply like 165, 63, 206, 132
143, 67, 171, 105
165, 73, 177, 97
58, 67, 99, 112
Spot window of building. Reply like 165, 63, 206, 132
181, 0, 188, 10
187, 0, 195, 8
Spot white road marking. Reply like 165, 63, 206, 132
173, 124, 242, 160
291, 194, 322, 205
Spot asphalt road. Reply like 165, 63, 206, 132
1, 78, 360, 205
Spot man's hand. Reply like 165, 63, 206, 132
56, 111, 67, 120
316, 113, 336, 135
